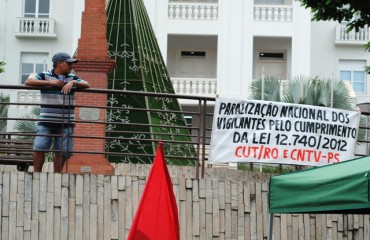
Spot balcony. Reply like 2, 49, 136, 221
254, 5, 293, 22
335, 25, 370, 45
14, 17, 56, 39
171, 77, 217, 96
168, 2, 218, 20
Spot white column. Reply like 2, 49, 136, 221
291, 2, 311, 77
143, 0, 169, 63
217, 0, 254, 99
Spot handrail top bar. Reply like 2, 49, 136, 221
0, 84, 216, 101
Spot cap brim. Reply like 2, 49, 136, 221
65, 58, 78, 63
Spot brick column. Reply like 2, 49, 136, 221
63, 0, 115, 175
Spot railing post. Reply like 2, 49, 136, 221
201, 98, 207, 179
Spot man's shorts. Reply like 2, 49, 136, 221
33, 125, 74, 159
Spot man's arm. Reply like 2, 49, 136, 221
61, 79, 90, 94
74, 80, 90, 89
25, 73, 64, 88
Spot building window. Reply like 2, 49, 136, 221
184, 115, 193, 134
181, 51, 206, 59
24, 0, 50, 18
20, 53, 48, 84
339, 60, 366, 93
259, 52, 285, 60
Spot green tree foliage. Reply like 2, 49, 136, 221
0, 61, 5, 74
14, 106, 40, 139
298, 0, 370, 30
298, 0, 370, 73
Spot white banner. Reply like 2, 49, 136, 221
209, 98, 361, 166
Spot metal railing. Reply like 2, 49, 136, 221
0, 85, 215, 178
1, 85, 370, 177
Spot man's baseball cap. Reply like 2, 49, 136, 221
52, 52, 78, 64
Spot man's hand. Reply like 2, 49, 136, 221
61, 81, 75, 94
48, 80, 65, 89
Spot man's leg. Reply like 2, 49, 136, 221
33, 125, 52, 173
33, 152, 45, 172
54, 126, 74, 173
53, 154, 65, 173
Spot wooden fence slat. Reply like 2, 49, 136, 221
16, 226, 23, 240
83, 191, 90, 240
205, 212, 213, 239
309, 215, 316, 240
256, 182, 263, 240
69, 174, 75, 199
16, 190, 24, 227
118, 191, 125, 240
9, 202, 16, 240
111, 200, 119, 239
103, 176, 111, 240
186, 187, 193, 240
262, 183, 269, 238
238, 202, 245, 239
364, 215, 370, 240
118, 176, 125, 191
199, 196, 206, 239
30, 219, 38, 240
131, 176, 138, 216
2, 217, 8, 240
24, 230, 30, 240
304, 214, 310, 240
179, 198, 187, 240
68, 198, 75, 240
75, 205, 83, 240
38, 212, 46, 240
231, 180, 237, 210
25, 173, 32, 202
3, 172, 10, 217
54, 174, 61, 207
124, 176, 132, 239
31, 173, 39, 220
90, 204, 97, 240
39, 173, 47, 212
90, 174, 97, 204
76, 175, 83, 205
193, 200, 200, 237
225, 203, 231, 239
179, 177, 186, 201
10, 171, 17, 202
97, 175, 104, 240
61, 187, 69, 240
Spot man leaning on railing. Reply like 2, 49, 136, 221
24, 52, 90, 173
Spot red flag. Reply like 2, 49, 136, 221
128, 142, 180, 240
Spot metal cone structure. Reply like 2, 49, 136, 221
106, 0, 195, 164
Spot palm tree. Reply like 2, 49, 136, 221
250, 76, 282, 102
13, 106, 40, 139
0, 94, 9, 132
250, 76, 355, 110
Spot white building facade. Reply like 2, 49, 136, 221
0, 0, 84, 131
0, 0, 370, 131
144, 0, 370, 103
